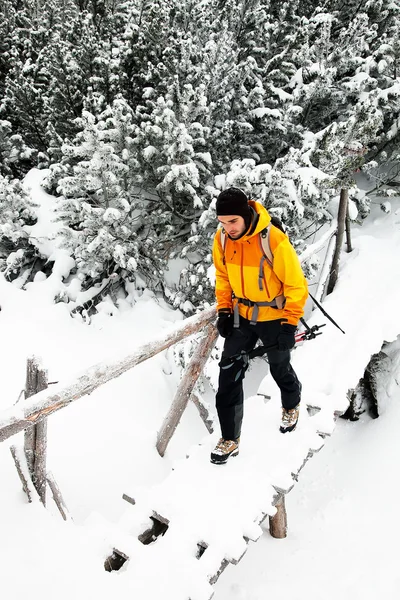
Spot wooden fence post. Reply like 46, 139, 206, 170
345, 201, 353, 253
24, 357, 48, 505
156, 323, 218, 457
327, 188, 348, 295
269, 495, 287, 539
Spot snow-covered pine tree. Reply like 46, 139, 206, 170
0, 174, 38, 280
0, 120, 36, 178
55, 99, 164, 291
132, 84, 212, 232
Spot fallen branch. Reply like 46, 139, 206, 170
47, 471, 72, 521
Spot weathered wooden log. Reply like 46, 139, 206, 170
314, 229, 337, 303
33, 362, 49, 505
0, 306, 217, 444
24, 357, 38, 475
34, 417, 48, 505
24, 357, 49, 504
191, 393, 214, 434
345, 201, 353, 253
47, 471, 72, 521
269, 495, 287, 539
327, 188, 348, 294
156, 324, 219, 457
10, 445, 37, 503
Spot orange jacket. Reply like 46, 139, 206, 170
212, 200, 308, 326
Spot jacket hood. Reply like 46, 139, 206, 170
239, 200, 271, 242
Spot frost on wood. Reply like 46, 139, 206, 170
24, 356, 49, 505
156, 323, 218, 456
0, 307, 216, 444
10, 445, 38, 503
47, 472, 72, 521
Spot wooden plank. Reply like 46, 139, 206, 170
156, 323, 218, 457
122, 493, 136, 506
0, 306, 217, 444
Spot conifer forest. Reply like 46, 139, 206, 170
0, 0, 399, 312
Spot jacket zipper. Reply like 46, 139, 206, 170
263, 274, 270, 299
239, 243, 250, 320
240, 243, 246, 298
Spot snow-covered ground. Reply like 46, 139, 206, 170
1, 170, 399, 599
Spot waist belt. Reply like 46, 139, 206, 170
234, 296, 285, 327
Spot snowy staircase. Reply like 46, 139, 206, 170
104, 391, 346, 600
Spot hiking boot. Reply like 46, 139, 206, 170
210, 438, 239, 464
280, 405, 299, 433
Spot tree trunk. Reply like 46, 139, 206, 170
327, 188, 348, 294
156, 324, 218, 457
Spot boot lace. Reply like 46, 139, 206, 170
216, 438, 235, 451
282, 407, 298, 424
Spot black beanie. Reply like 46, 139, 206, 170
216, 187, 251, 219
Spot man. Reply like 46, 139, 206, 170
210, 187, 308, 464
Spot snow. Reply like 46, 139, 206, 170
1, 169, 400, 599
251, 107, 282, 119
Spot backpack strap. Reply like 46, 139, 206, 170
220, 227, 226, 250
259, 225, 273, 266
219, 228, 226, 264
258, 224, 286, 311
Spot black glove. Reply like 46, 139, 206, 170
217, 310, 233, 338
277, 323, 297, 351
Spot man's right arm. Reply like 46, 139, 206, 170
212, 232, 233, 312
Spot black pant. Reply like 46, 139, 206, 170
216, 317, 301, 441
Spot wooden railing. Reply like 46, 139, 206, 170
1, 306, 217, 519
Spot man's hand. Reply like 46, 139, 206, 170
217, 310, 233, 338
277, 322, 297, 351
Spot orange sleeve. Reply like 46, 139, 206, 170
212, 231, 233, 312
272, 238, 308, 326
